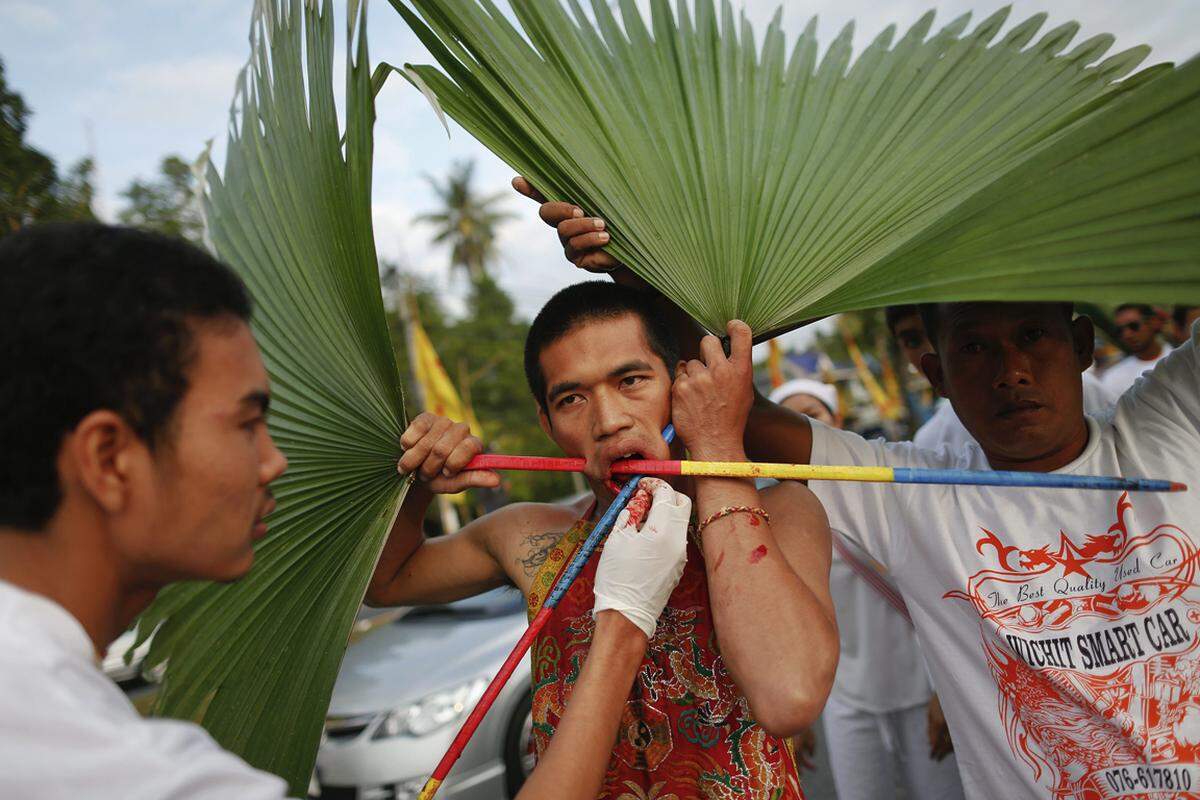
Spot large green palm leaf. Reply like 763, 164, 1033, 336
132, 1, 407, 794
394, 0, 1200, 338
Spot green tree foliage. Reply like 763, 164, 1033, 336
118, 155, 203, 243
0, 59, 95, 235
415, 159, 514, 284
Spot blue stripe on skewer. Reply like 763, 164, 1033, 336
546, 424, 676, 609
894, 467, 1177, 493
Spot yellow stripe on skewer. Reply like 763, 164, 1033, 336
417, 778, 442, 800
679, 460, 897, 483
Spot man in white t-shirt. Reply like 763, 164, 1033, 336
885, 304, 1118, 453
1100, 304, 1175, 396
0, 225, 293, 798
770, 377, 965, 800
744, 301, 1200, 799
517, 183, 1200, 799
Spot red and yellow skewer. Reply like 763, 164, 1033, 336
465, 453, 1185, 493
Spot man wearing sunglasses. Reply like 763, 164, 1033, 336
1100, 304, 1174, 396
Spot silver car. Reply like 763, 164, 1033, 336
314, 589, 535, 800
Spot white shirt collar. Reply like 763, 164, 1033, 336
1049, 416, 1103, 475
0, 578, 97, 665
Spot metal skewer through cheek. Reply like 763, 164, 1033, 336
416, 424, 677, 800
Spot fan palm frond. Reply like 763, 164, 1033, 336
393, 0, 1200, 338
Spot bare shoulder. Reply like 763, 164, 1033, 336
477, 498, 591, 591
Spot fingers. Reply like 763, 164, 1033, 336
557, 216, 605, 240
398, 413, 453, 475
428, 468, 500, 494
559, 216, 609, 254
511, 176, 546, 203
397, 414, 481, 484
538, 201, 583, 228
726, 319, 752, 365
699, 333, 725, 366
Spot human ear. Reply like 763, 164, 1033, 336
920, 351, 947, 399
1071, 315, 1096, 371
65, 410, 144, 515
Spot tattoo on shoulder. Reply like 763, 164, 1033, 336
518, 531, 563, 577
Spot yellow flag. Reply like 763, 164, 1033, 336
767, 339, 784, 389
410, 315, 484, 439
839, 319, 902, 421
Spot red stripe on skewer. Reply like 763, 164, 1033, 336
466, 454, 586, 472
610, 459, 682, 476
464, 454, 682, 477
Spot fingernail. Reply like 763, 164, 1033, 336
442, 468, 451, 477
598, 232, 609, 242
572, 207, 583, 217
593, 218, 605, 230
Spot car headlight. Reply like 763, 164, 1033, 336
372, 677, 489, 739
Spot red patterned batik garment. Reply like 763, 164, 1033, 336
527, 514, 805, 800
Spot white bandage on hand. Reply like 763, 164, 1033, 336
593, 479, 691, 639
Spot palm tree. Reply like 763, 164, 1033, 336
416, 159, 514, 284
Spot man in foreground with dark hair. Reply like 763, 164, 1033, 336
522, 188, 1200, 800
1100, 303, 1174, 395
367, 280, 838, 799
0, 223, 293, 797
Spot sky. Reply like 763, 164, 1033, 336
2, 0, 1198, 336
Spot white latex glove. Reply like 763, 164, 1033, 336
593, 479, 691, 639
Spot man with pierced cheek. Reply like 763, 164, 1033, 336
367, 281, 837, 799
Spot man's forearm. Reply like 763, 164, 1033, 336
745, 389, 815, 464
516, 612, 646, 800
696, 472, 836, 736
364, 480, 431, 606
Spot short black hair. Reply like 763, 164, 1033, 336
884, 304, 921, 334
1115, 303, 1155, 318
524, 281, 679, 412
0, 223, 252, 530
918, 302, 1074, 351
1174, 305, 1199, 328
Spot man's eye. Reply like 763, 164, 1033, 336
900, 335, 923, 349
242, 417, 264, 432
1025, 328, 1047, 343
620, 375, 646, 388
557, 394, 582, 408
960, 342, 984, 355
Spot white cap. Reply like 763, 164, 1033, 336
769, 378, 838, 415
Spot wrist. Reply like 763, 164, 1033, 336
685, 443, 747, 463
594, 610, 650, 653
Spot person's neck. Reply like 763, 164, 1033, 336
0, 516, 157, 659
984, 418, 1090, 473
1136, 339, 1164, 362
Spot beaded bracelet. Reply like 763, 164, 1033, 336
696, 505, 770, 535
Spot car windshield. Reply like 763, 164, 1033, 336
402, 587, 525, 622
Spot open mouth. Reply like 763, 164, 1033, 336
604, 451, 646, 492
